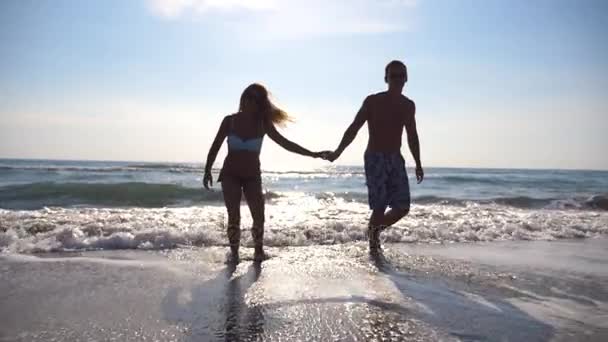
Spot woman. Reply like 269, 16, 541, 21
203, 83, 325, 262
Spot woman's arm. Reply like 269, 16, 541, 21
265, 119, 317, 157
203, 116, 229, 189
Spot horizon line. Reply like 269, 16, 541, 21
1, 157, 606, 172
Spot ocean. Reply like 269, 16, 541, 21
1, 158, 607, 254
3, 158, 608, 341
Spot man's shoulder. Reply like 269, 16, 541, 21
368, 92, 414, 106
367, 91, 385, 99
364, 92, 386, 106
363, 93, 382, 103
402, 95, 415, 108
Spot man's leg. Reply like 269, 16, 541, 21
368, 209, 385, 251
379, 153, 411, 229
368, 153, 411, 251
364, 152, 387, 251
368, 207, 408, 250
378, 207, 410, 227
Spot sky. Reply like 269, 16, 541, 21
1, 0, 607, 170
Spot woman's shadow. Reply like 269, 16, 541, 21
162, 260, 264, 341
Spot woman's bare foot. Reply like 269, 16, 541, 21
253, 246, 267, 262
226, 245, 240, 264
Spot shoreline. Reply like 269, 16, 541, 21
1, 238, 607, 341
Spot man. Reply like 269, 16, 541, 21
326, 60, 423, 252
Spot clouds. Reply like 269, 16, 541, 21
147, 0, 276, 18
146, 0, 417, 39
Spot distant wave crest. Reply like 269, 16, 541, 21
2, 182, 606, 211
0, 164, 204, 174
0, 182, 281, 209
319, 192, 608, 211
0, 164, 363, 177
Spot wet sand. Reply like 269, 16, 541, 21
1, 238, 607, 341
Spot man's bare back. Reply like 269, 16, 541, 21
365, 92, 416, 153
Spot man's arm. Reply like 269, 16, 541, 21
203, 116, 229, 189
329, 97, 370, 161
404, 101, 423, 183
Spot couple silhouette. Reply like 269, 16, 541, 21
203, 60, 423, 262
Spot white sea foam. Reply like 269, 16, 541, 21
1, 193, 607, 254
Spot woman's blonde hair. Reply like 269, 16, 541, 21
239, 83, 292, 127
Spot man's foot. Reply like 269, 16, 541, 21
367, 226, 380, 248
367, 225, 382, 252
368, 248, 390, 273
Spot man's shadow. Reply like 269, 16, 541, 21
162, 260, 264, 341
369, 251, 556, 342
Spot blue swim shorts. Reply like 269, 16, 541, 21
364, 152, 410, 211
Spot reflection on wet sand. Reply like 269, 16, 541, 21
222, 261, 264, 341
162, 260, 264, 342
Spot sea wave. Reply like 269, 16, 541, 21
0, 164, 205, 174
0, 164, 361, 177
1, 182, 607, 211
429, 174, 575, 185
1, 204, 606, 253
585, 195, 608, 211
125, 163, 203, 173
0, 165, 130, 173
0, 182, 281, 209
318, 192, 608, 211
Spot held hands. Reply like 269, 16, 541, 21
311, 150, 337, 162
324, 151, 340, 162
312, 150, 340, 162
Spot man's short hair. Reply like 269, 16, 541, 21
384, 60, 407, 80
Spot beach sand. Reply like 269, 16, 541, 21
1, 238, 607, 341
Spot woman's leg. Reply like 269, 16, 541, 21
243, 177, 265, 260
221, 176, 242, 258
